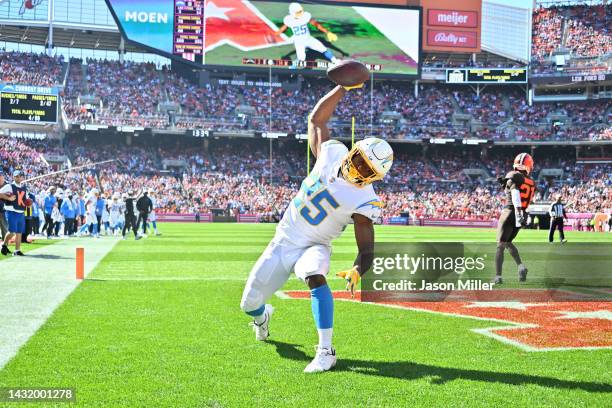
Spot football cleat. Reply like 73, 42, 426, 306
492, 276, 503, 285
12, 251, 25, 257
561, 239, 568, 244
249, 304, 274, 341
518, 265, 528, 282
1, 245, 10, 256
304, 346, 337, 373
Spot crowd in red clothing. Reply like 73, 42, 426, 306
532, 4, 611, 59
2, 137, 610, 219
0, 51, 64, 87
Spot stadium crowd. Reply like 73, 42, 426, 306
0, 51, 64, 87
60, 60, 610, 142
2, 46, 608, 142
532, 4, 611, 59
1, 137, 610, 224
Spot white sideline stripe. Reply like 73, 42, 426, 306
89, 276, 248, 281
280, 292, 612, 352
87, 276, 345, 282
274, 291, 290, 299
0, 238, 119, 370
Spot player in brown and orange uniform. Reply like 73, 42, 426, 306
493, 153, 536, 284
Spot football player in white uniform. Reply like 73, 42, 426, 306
109, 193, 125, 236
148, 189, 161, 236
101, 194, 110, 236
240, 83, 393, 373
79, 189, 99, 238
275, 2, 339, 67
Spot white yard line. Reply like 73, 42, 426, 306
0, 238, 119, 370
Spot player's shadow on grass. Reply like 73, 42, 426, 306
268, 341, 612, 393
25, 254, 71, 260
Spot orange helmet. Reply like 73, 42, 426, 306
513, 153, 534, 174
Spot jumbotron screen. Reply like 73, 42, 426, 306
105, 0, 421, 77
0, 84, 59, 124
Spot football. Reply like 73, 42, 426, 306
327, 60, 369, 87
24, 198, 33, 207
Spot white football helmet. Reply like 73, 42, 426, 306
289, 2, 303, 16
341, 138, 393, 187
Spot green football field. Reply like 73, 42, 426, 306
0, 224, 610, 407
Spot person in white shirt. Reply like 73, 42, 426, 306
240, 83, 393, 373
148, 189, 161, 236
79, 189, 100, 238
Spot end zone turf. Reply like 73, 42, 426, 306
0, 224, 610, 406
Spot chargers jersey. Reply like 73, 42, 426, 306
275, 140, 382, 247
283, 12, 312, 41
150, 196, 157, 212
85, 193, 97, 216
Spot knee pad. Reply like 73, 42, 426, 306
240, 286, 264, 314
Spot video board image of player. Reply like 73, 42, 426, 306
105, 0, 421, 77
204, 0, 420, 76
274, 2, 338, 66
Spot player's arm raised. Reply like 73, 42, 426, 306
308, 85, 346, 158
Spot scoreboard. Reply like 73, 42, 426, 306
446, 68, 528, 84
0, 84, 59, 124
173, 0, 204, 64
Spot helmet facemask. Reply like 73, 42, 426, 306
341, 146, 383, 187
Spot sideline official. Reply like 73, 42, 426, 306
549, 195, 568, 243
123, 191, 141, 240
136, 191, 153, 235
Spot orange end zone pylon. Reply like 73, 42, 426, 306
76, 247, 84, 280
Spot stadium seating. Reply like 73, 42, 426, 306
532, 4, 611, 59
2, 136, 609, 218
0, 51, 64, 87
59, 57, 612, 141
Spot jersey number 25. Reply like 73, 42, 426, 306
293, 174, 339, 225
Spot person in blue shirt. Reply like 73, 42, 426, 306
77, 193, 86, 229
61, 192, 77, 237
92, 193, 105, 235
31, 194, 40, 235
42, 186, 57, 239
